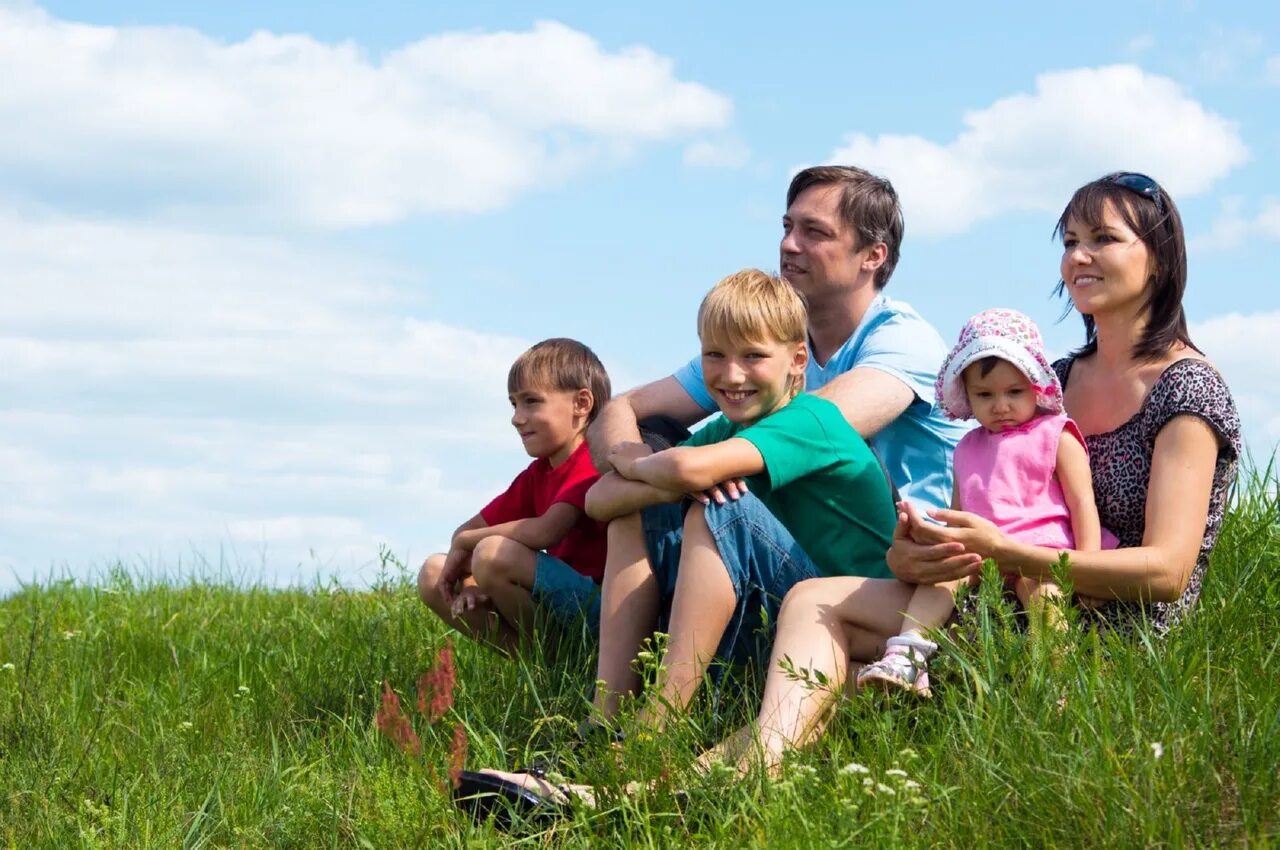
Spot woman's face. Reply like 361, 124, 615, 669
1059, 199, 1155, 320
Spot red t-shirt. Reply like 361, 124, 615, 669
479, 441, 607, 582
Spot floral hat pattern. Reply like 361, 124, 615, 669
935, 308, 1063, 420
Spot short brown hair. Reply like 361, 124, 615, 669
507, 338, 611, 423
786, 165, 904, 289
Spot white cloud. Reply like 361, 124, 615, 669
1191, 311, 1280, 453
0, 5, 732, 227
826, 65, 1248, 236
1126, 34, 1155, 54
1192, 197, 1280, 252
1196, 28, 1263, 79
683, 138, 750, 169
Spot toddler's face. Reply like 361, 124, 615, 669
963, 359, 1038, 433
509, 383, 589, 465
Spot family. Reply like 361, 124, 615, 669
417, 166, 1242, 821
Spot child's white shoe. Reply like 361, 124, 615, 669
856, 635, 937, 698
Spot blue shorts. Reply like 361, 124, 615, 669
642, 493, 821, 669
531, 552, 601, 637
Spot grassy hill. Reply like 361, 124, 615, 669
2, 469, 1276, 848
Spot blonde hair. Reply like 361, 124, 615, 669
507, 338, 611, 424
697, 269, 808, 396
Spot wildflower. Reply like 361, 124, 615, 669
885, 768, 909, 779
179, 721, 194, 731
841, 762, 871, 775
1, 663, 14, 672
417, 639, 456, 723
875, 782, 896, 795
899, 747, 919, 761
862, 778, 874, 787
447, 723, 469, 789
235, 685, 250, 698
63, 630, 80, 640
903, 779, 922, 790
375, 680, 421, 756
1150, 742, 1164, 760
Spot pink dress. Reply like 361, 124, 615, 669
953, 413, 1118, 550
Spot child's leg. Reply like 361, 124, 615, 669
898, 579, 966, 638
637, 502, 737, 728
1015, 577, 1067, 633
469, 536, 540, 647
417, 552, 516, 649
856, 579, 966, 696
592, 512, 663, 719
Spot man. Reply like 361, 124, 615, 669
582, 165, 968, 723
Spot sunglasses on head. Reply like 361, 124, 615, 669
1104, 172, 1165, 212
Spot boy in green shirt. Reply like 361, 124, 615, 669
584, 268, 896, 728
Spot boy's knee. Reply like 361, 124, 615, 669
471, 536, 524, 587
606, 511, 643, 542
417, 553, 447, 606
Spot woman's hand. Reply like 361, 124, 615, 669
886, 501, 983, 585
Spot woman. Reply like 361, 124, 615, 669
455, 173, 1241, 813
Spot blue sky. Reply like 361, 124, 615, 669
3, 0, 1278, 593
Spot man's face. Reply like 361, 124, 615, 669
780, 183, 863, 300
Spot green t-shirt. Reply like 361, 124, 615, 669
683, 393, 895, 579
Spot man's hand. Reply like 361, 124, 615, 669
450, 585, 491, 618
435, 547, 472, 605
607, 441, 654, 480
885, 501, 983, 585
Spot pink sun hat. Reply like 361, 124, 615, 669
935, 308, 1063, 420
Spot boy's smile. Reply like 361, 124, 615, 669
701, 336, 807, 426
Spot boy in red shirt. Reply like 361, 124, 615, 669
417, 338, 611, 652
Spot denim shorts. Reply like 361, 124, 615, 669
531, 552, 601, 637
642, 493, 820, 669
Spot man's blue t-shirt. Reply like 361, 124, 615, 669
674, 294, 967, 512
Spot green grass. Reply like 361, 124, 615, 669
2, 468, 1277, 848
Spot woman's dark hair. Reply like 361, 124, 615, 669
1054, 172, 1200, 361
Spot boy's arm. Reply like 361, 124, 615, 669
587, 376, 709, 471
452, 503, 582, 554
436, 513, 487, 603
623, 438, 765, 493
1055, 431, 1103, 551
585, 472, 683, 521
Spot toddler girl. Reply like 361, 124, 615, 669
858, 308, 1116, 695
